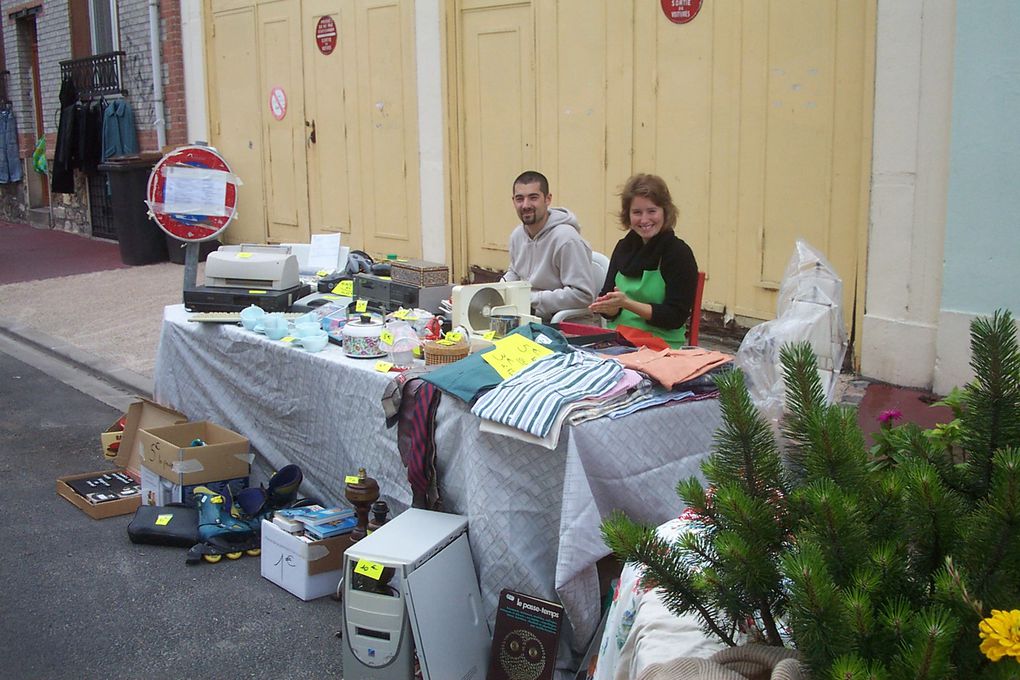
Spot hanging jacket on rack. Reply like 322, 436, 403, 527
101, 99, 139, 161
52, 77, 79, 194
76, 99, 105, 173
0, 105, 22, 184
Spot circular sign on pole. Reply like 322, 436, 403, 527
146, 145, 238, 243
316, 15, 338, 55
269, 86, 287, 121
660, 0, 703, 24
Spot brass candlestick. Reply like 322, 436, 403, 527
345, 468, 379, 543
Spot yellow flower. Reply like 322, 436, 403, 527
979, 609, 1020, 663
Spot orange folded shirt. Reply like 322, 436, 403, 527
609, 347, 733, 389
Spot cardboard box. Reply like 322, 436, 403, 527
137, 421, 251, 487
139, 468, 249, 507
261, 519, 351, 601
57, 399, 188, 519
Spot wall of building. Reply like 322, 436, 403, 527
933, 0, 1020, 394
0, 0, 185, 234
860, 0, 955, 389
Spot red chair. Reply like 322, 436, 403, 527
688, 271, 706, 346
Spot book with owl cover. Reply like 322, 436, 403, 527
487, 589, 563, 680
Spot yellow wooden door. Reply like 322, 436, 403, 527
258, 0, 310, 244
206, 2, 266, 245
351, 0, 422, 258
302, 0, 361, 244
456, 0, 535, 272
452, 0, 874, 333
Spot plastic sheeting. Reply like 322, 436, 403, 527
734, 240, 848, 424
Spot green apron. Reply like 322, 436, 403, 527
606, 269, 687, 348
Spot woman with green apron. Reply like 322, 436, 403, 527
589, 174, 699, 348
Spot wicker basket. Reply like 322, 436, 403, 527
423, 339, 470, 365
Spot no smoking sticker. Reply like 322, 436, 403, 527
269, 86, 287, 121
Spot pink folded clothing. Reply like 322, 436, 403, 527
609, 347, 733, 389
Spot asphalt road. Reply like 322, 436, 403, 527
0, 341, 347, 679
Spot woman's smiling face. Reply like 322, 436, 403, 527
629, 195, 664, 243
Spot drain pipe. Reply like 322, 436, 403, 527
148, 0, 167, 150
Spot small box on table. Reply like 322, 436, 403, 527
389, 258, 450, 288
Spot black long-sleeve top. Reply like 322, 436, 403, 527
599, 229, 699, 330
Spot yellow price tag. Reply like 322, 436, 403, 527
355, 299, 368, 313
354, 559, 384, 581
446, 332, 463, 343
393, 308, 410, 319
380, 330, 395, 345
481, 333, 555, 380
374, 360, 394, 373
316, 269, 329, 277
482, 331, 496, 341
333, 280, 354, 297
281, 336, 295, 343
379, 276, 391, 280
436, 339, 455, 346
413, 346, 422, 358
237, 252, 253, 259
155, 514, 173, 526
323, 294, 340, 300
248, 290, 267, 294
345, 475, 361, 484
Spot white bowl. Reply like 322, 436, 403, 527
300, 331, 329, 352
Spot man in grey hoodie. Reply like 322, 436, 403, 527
502, 171, 599, 322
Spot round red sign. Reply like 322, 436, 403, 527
316, 15, 338, 55
660, 0, 703, 24
146, 145, 238, 242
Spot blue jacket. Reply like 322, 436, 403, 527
0, 107, 23, 184
101, 99, 139, 160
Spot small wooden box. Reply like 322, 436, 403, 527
390, 259, 450, 288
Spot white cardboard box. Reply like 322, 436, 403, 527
260, 519, 349, 601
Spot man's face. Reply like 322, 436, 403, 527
512, 181, 551, 228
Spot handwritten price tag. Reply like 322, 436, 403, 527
380, 330, 395, 345
482, 331, 496, 341
481, 333, 554, 379
332, 280, 354, 297
237, 252, 253, 259
355, 299, 368, 313
393, 308, 410, 319
374, 360, 394, 373
354, 559, 384, 580
155, 514, 173, 526
281, 336, 296, 343
316, 270, 329, 277
344, 475, 361, 484
446, 332, 463, 343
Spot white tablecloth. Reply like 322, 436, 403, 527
153, 304, 722, 667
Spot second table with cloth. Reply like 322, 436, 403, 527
153, 304, 723, 666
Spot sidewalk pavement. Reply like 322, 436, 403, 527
0, 220, 954, 442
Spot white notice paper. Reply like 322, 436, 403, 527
163, 166, 228, 216
308, 233, 343, 272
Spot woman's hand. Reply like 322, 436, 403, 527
589, 289, 628, 316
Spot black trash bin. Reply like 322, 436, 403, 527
99, 152, 169, 266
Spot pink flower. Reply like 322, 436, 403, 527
877, 409, 903, 425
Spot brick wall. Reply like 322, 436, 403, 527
160, 0, 185, 147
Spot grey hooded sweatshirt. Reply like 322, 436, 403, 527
502, 207, 598, 322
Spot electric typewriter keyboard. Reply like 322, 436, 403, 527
187, 311, 306, 323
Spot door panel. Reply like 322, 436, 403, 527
207, 5, 266, 244
303, 0, 360, 243
259, 1, 309, 243
460, 2, 534, 271
354, 0, 422, 258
